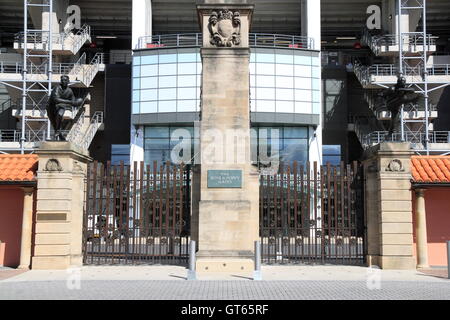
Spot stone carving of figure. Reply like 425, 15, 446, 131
378, 75, 420, 138
46, 75, 84, 141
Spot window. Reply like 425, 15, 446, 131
111, 145, 130, 165
323, 145, 342, 165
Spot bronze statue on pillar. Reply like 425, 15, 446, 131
46, 75, 85, 141
379, 76, 420, 138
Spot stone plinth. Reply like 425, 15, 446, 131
195, 2, 258, 274
363, 143, 415, 270
32, 141, 91, 270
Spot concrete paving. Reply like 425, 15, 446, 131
0, 265, 449, 300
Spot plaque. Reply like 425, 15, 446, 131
207, 170, 242, 188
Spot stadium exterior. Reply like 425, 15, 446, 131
0, 1, 449, 272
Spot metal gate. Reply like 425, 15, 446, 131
260, 162, 365, 265
83, 161, 191, 265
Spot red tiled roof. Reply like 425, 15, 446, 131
411, 156, 450, 183
0, 154, 38, 182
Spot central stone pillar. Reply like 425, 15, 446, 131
196, 1, 259, 274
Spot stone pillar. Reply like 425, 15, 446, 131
414, 188, 429, 268
18, 187, 35, 269
32, 142, 91, 270
196, 1, 259, 274
363, 142, 415, 269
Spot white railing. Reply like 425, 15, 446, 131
362, 29, 436, 56
137, 33, 315, 50
69, 52, 87, 75
363, 131, 450, 147
80, 111, 103, 150
80, 53, 104, 87
14, 24, 91, 54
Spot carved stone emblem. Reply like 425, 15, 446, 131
45, 159, 63, 172
208, 10, 241, 47
386, 159, 404, 172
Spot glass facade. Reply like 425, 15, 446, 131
143, 125, 309, 166
250, 48, 321, 114
322, 145, 342, 165
132, 48, 201, 114
132, 47, 321, 116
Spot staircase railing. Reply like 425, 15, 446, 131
66, 24, 91, 54
81, 111, 103, 150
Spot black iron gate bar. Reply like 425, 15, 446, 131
83, 161, 191, 266
259, 161, 365, 265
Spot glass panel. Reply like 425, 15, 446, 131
323, 145, 341, 155
144, 150, 171, 164
312, 91, 321, 102
141, 55, 158, 65
141, 77, 158, 89
159, 100, 177, 112
141, 64, 158, 76
132, 78, 140, 90
257, 52, 275, 63
158, 76, 177, 88
295, 101, 312, 114
276, 100, 294, 113
294, 54, 312, 65
284, 127, 308, 138
159, 53, 177, 64
323, 156, 341, 166
158, 88, 176, 100
294, 65, 311, 77
250, 99, 256, 112
295, 77, 312, 90
257, 75, 275, 87
132, 66, 140, 78
276, 88, 294, 101
312, 56, 320, 66
178, 63, 197, 75
159, 63, 177, 76
250, 87, 256, 100
250, 75, 256, 87
132, 90, 140, 102
178, 52, 197, 63
256, 63, 275, 75
145, 139, 170, 150
178, 87, 197, 100
170, 127, 194, 136
177, 100, 197, 112
312, 67, 321, 78
132, 56, 141, 65
250, 53, 256, 63
141, 89, 157, 101
312, 103, 321, 114
276, 64, 294, 76
140, 101, 158, 113
256, 87, 275, 100
281, 140, 308, 164
178, 75, 196, 87
256, 100, 276, 112
276, 76, 293, 88
249, 62, 256, 75
132, 102, 140, 114
145, 126, 169, 138
295, 89, 312, 102
276, 53, 293, 64
111, 155, 130, 166
112, 144, 130, 155
312, 79, 321, 90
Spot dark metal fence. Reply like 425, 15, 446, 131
83, 161, 191, 266
260, 162, 365, 265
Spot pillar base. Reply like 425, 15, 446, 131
32, 256, 71, 270
380, 256, 416, 270
196, 251, 254, 274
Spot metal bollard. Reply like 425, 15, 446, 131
253, 240, 262, 281
447, 241, 450, 280
187, 240, 197, 281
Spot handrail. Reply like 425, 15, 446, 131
363, 131, 450, 147
14, 24, 91, 54
137, 33, 315, 50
